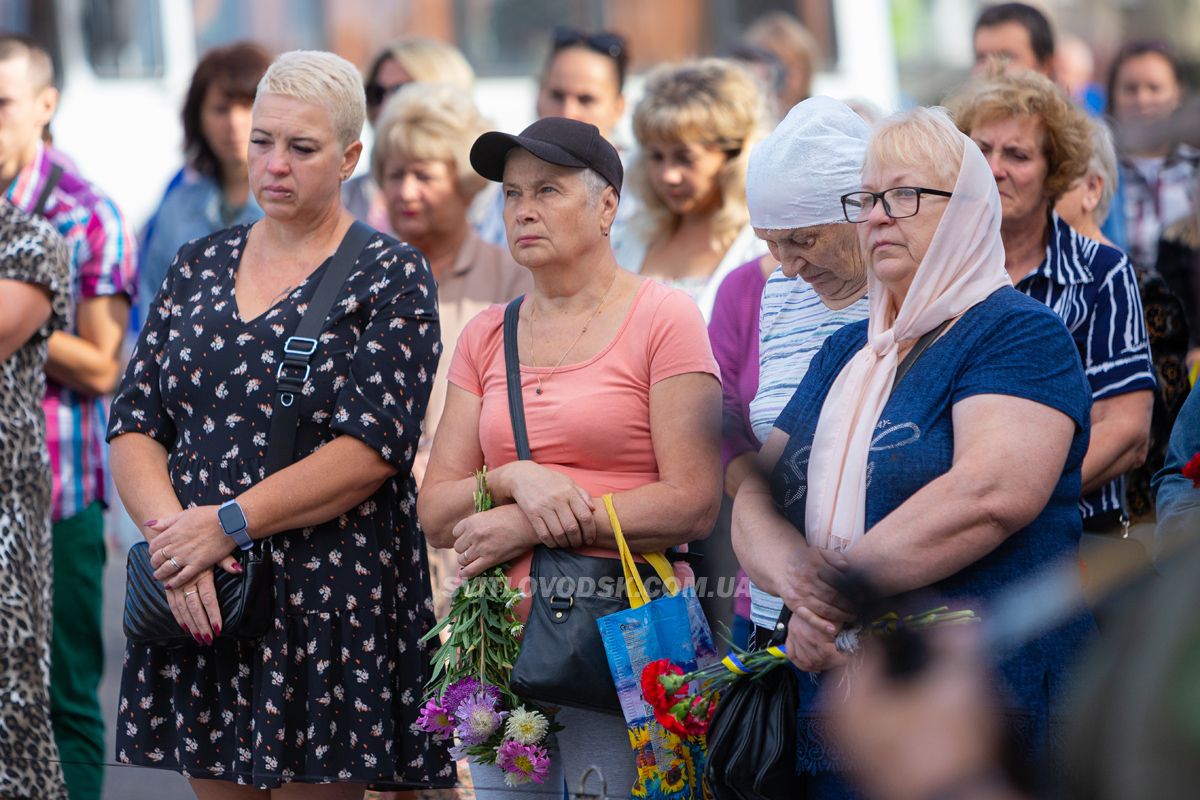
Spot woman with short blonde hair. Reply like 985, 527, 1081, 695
345, 38, 476, 232
108, 49, 452, 798
619, 59, 768, 319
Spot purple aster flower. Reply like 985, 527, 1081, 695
414, 698, 456, 740
441, 677, 481, 717
455, 692, 505, 746
496, 738, 551, 786
442, 677, 501, 718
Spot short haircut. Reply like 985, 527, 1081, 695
1105, 40, 1183, 116
370, 82, 490, 198
630, 58, 765, 250
946, 70, 1091, 205
579, 166, 613, 208
365, 37, 474, 91
0, 34, 54, 90
256, 50, 365, 148
864, 106, 965, 189
183, 42, 272, 180
974, 2, 1055, 66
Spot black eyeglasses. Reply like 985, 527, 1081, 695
551, 27, 626, 61
840, 187, 953, 223
365, 81, 408, 108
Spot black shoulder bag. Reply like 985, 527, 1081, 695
703, 318, 953, 799
123, 221, 374, 646
500, 296, 667, 713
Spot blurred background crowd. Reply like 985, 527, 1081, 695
1, 1, 1199, 799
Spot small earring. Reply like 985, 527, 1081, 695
602, 228, 610, 237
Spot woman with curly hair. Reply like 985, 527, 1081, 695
948, 70, 1156, 564
616, 59, 768, 319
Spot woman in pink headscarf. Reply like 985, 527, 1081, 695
732, 107, 1094, 797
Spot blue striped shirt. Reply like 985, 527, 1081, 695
1016, 214, 1156, 520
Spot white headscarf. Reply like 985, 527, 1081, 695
746, 96, 871, 230
803, 124, 1011, 553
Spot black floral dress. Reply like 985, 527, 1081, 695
107, 224, 454, 789
0, 201, 71, 800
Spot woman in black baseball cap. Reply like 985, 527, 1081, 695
418, 116, 724, 797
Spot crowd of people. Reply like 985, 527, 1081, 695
0, 3, 1198, 799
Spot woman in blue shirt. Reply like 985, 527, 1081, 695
138, 43, 270, 317
733, 107, 1094, 797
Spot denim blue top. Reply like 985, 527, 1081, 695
139, 173, 262, 320
770, 287, 1095, 785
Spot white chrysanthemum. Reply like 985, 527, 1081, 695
504, 707, 549, 745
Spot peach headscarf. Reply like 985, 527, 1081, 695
803, 125, 1011, 552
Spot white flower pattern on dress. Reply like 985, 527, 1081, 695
107, 226, 453, 789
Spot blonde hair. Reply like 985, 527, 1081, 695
630, 58, 765, 250
865, 106, 965, 188
378, 37, 475, 90
257, 50, 365, 148
370, 82, 490, 198
946, 70, 1091, 205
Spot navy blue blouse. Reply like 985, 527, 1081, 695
771, 287, 1095, 787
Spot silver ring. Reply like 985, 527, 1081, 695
170, 557, 182, 570
184, 590, 197, 597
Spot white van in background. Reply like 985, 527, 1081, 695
3, 0, 195, 227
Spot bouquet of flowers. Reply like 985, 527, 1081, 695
641, 606, 979, 737
415, 469, 556, 787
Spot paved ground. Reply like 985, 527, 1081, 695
100, 526, 194, 800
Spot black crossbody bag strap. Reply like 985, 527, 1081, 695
265, 220, 373, 475
893, 317, 952, 391
502, 296, 532, 461
31, 163, 64, 218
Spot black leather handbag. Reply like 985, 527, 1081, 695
704, 608, 800, 800
498, 297, 666, 712
122, 221, 373, 646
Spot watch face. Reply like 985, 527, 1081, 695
218, 502, 247, 532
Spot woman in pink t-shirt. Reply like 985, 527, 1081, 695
418, 117, 722, 798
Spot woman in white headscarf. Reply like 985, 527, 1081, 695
711, 96, 871, 638
732, 107, 1095, 797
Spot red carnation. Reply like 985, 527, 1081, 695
1183, 452, 1200, 488
641, 659, 686, 717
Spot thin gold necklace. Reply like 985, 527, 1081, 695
529, 272, 617, 396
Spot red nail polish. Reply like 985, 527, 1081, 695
231, 562, 244, 574
193, 634, 203, 645
213, 624, 221, 637
164, 583, 172, 590
204, 634, 213, 645
182, 623, 190, 634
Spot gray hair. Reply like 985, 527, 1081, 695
257, 50, 365, 148
1085, 117, 1119, 224
580, 168, 614, 207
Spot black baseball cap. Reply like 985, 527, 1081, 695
469, 116, 623, 195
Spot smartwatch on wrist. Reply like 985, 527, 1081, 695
218, 499, 254, 551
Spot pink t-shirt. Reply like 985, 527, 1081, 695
448, 278, 720, 611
